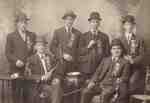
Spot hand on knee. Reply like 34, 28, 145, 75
52, 78, 60, 85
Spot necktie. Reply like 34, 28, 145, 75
112, 57, 118, 63
92, 31, 97, 40
41, 55, 48, 74
67, 28, 74, 48
113, 62, 120, 77
128, 33, 135, 44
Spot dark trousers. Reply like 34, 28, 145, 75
129, 67, 145, 94
80, 85, 101, 103
80, 83, 129, 103
31, 82, 63, 103
11, 79, 30, 103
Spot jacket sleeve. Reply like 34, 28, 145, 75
49, 30, 60, 60
120, 61, 130, 83
104, 35, 110, 57
78, 34, 89, 56
132, 39, 145, 65
25, 57, 35, 74
90, 59, 105, 83
5, 34, 18, 64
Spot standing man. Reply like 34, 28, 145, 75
49, 10, 82, 103
5, 12, 36, 103
79, 11, 110, 81
120, 15, 145, 94
81, 39, 130, 103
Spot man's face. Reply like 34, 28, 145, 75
89, 19, 100, 30
17, 21, 28, 32
64, 16, 75, 28
35, 43, 46, 54
123, 22, 134, 32
111, 45, 122, 58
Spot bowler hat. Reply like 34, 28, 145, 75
62, 10, 77, 20
15, 12, 30, 22
35, 36, 48, 45
110, 39, 124, 49
88, 11, 102, 21
122, 15, 136, 24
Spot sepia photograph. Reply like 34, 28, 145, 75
0, 0, 150, 103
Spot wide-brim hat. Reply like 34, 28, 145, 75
122, 15, 136, 24
88, 11, 102, 21
15, 11, 30, 22
62, 10, 77, 20
35, 36, 48, 45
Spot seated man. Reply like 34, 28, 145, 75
25, 36, 59, 103
80, 39, 130, 103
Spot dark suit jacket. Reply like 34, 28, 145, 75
50, 27, 82, 79
27, 53, 57, 76
120, 34, 145, 66
79, 31, 110, 76
5, 30, 36, 74
91, 57, 130, 86
120, 34, 146, 91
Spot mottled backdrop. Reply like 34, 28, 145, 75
0, 0, 150, 72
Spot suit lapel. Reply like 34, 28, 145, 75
61, 27, 70, 45
121, 35, 129, 51
16, 30, 26, 42
15, 30, 27, 48
118, 58, 124, 71
99, 57, 113, 80
35, 54, 45, 75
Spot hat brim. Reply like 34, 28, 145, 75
88, 17, 102, 21
62, 14, 77, 20
122, 20, 136, 24
15, 18, 30, 22
35, 41, 48, 45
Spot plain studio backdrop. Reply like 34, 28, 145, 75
0, 0, 150, 72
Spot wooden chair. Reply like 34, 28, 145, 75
130, 66, 150, 103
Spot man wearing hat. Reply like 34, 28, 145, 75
79, 11, 110, 82
81, 39, 130, 103
5, 11, 36, 103
49, 10, 82, 103
119, 15, 146, 95
25, 36, 59, 103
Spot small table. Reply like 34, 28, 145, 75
130, 94, 150, 103
63, 72, 83, 103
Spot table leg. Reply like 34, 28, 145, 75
1, 80, 5, 103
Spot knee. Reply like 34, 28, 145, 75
81, 88, 91, 95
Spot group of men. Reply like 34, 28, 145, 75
5, 10, 145, 103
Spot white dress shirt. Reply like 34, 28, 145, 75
90, 29, 98, 35
125, 32, 133, 44
19, 30, 26, 41
65, 26, 72, 33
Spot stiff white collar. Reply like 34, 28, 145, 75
65, 26, 72, 33
37, 53, 46, 59
90, 29, 98, 35
125, 32, 133, 40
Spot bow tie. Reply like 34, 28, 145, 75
112, 57, 119, 62
40, 54, 46, 59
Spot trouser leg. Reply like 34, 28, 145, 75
51, 82, 63, 103
80, 86, 101, 103
11, 79, 22, 103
